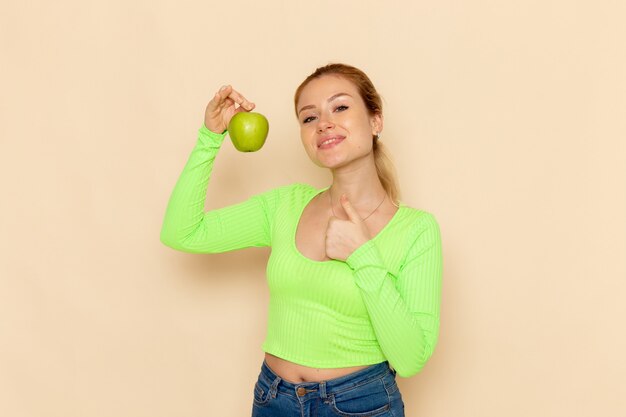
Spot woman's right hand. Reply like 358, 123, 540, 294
204, 85, 256, 134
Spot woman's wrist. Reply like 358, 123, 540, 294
198, 125, 228, 147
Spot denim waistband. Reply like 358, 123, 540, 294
259, 359, 394, 400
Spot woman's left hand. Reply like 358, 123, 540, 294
325, 194, 371, 262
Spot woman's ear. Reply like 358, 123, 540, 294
371, 112, 383, 136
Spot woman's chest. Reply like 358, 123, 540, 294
265, 198, 408, 319
294, 207, 332, 262
294, 198, 396, 263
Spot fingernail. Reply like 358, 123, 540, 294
220, 85, 227, 91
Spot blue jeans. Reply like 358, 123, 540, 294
251, 359, 405, 417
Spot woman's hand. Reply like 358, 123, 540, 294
325, 194, 372, 262
204, 85, 256, 134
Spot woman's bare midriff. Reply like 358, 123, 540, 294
264, 353, 371, 383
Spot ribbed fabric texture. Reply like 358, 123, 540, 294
160, 125, 443, 377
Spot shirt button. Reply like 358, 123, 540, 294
297, 387, 307, 396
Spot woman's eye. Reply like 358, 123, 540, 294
302, 105, 347, 124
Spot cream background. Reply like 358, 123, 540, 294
1, 1, 624, 416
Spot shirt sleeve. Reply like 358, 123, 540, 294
160, 125, 284, 254
345, 212, 443, 377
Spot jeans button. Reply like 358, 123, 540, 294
297, 387, 307, 396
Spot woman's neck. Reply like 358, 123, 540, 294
327, 169, 387, 217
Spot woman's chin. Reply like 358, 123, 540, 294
314, 149, 372, 170
313, 155, 347, 169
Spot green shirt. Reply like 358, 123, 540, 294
160, 125, 443, 377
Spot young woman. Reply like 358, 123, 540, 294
160, 63, 443, 417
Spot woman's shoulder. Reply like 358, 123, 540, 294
395, 203, 441, 233
254, 181, 313, 195
252, 182, 322, 209
265, 182, 319, 196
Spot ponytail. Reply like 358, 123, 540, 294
373, 136, 401, 206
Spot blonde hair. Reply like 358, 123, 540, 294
294, 63, 401, 206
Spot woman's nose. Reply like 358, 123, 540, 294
316, 116, 334, 133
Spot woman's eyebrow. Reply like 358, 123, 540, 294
298, 93, 352, 115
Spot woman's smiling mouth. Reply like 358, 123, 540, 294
318, 136, 345, 149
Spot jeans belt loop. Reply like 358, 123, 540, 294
270, 376, 281, 398
320, 381, 327, 399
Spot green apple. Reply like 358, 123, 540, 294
227, 111, 269, 152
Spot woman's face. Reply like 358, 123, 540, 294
296, 75, 382, 169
